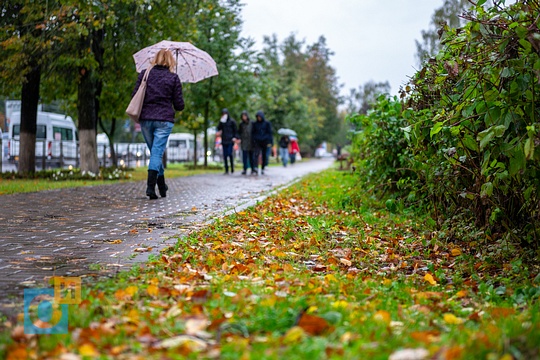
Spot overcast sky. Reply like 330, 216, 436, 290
241, 0, 442, 96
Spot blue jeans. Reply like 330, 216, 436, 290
140, 120, 173, 176
279, 147, 289, 167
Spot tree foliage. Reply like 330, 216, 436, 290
350, 0, 540, 247
0, 0, 344, 171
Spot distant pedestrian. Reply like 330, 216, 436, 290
217, 108, 238, 174
131, 49, 184, 199
278, 135, 290, 167
252, 111, 272, 175
289, 136, 300, 164
238, 111, 256, 175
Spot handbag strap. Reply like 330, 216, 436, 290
142, 66, 153, 84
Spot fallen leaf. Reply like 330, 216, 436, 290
490, 307, 515, 319
389, 348, 429, 360
147, 285, 159, 297
78, 343, 99, 357
450, 248, 462, 256
424, 273, 437, 286
283, 326, 306, 344
297, 313, 330, 335
340, 258, 352, 267
125, 286, 138, 297
157, 335, 208, 351
134, 247, 150, 252
443, 313, 464, 325
410, 330, 440, 344
373, 310, 391, 325
455, 290, 468, 298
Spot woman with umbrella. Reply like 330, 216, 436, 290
131, 49, 184, 199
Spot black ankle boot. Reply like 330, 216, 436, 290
157, 175, 168, 198
146, 170, 158, 199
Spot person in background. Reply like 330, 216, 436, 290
289, 136, 300, 165
238, 111, 256, 175
131, 49, 184, 199
217, 108, 238, 174
252, 110, 272, 175
278, 135, 290, 167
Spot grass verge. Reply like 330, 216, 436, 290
1, 170, 538, 359
0, 163, 221, 195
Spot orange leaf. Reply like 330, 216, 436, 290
297, 313, 330, 335
490, 307, 515, 319
147, 285, 159, 297
373, 310, 391, 324
455, 290, 468, 298
410, 330, 440, 344
451, 248, 462, 256
424, 273, 437, 286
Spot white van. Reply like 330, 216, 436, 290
167, 132, 196, 162
8, 111, 78, 166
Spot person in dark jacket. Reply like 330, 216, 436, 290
278, 135, 290, 167
131, 49, 184, 199
238, 111, 256, 175
252, 110, 273, 175
217, 108, 238, 174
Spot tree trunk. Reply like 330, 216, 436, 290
193, 128, 197, 168
18, 62, 41, 174
78, 67, 99, 174
203, 77, 213, 168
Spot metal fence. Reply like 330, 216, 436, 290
1, 138, 202, 171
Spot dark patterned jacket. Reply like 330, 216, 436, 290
131, 65, 184, 122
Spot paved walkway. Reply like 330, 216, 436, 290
0, 159, 333, 316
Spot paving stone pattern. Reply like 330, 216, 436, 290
0, 159, 333, 316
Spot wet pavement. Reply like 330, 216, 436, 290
0, 159, 333, 317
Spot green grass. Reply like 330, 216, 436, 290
2, 170, 538, 359
0, 163, 221, 195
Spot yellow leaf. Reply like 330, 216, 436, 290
325, 274, 338, 283
147, 284, 159, 297
500, 354, 514, 360
383, 278, 392, 286
283, 326, 306, 344
373, 310, 391, 324
79, 343, 99, 356
455, 290, 468, 298
451, 248, 462, 256
127, 309, 140, 323
443, 313, 464, 325
424, 273, 437, 286
332, 300, 348, 310
125, 286, 138, 297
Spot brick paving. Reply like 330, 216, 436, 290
0, 159, 333, 317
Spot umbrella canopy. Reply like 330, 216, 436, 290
133, 40, 218, 83
278, 128, 297, 136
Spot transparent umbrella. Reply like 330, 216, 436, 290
277, 128, 297, 136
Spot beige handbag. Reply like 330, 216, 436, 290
126, 67, 152, 123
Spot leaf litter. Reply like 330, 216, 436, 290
2, 171, 539, 359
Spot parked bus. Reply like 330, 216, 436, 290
8, 111, 78, 167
